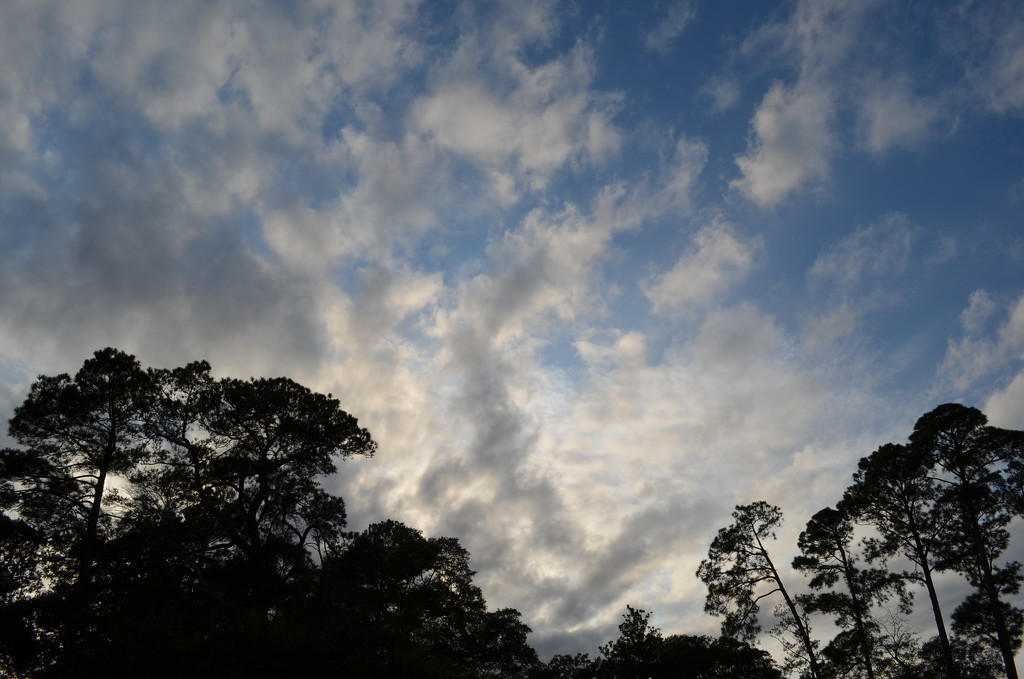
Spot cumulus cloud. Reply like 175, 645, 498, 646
732, 0, 953, 205
781, 0, 879, 73
943, 291, 1024, 391
410, 14, 620, 198
337, 186, 654, 627
431, 192, 626, 346
529, 302, 902, 639
657, 135, 709, 211
855, 75, 940, 156
801, 304, 861, 351
643, 220, 762, 316
704, 78, 741, 113
730, 0, 877, 207
733, 81, 836, 206
985, 370, 1024, 428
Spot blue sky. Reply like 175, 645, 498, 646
1, 0, 1023, 659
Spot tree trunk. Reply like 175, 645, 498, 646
970, 527, 1019, 679
79, 454, 110, 586
842, 555, 876, 679
757, 531, 821, 679
917, 542, 959, 679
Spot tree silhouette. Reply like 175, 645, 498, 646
843, 441, 960, 679
535, 652, 598, 679
655, 634, 781, 679
577, 606, 783, 679
911, 404, 1024, 679
9, 353, 1024, 679
1, 349, 381, 676
794, 505, 905, 679
307, 519, 539, 677
0, 514, 43, 675
597, 606, 663, 679
3, 348, 155, 587
697, 501, 822, 679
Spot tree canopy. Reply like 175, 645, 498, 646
4, 352, 1023, 679
700, 404, 1024, 679
0, 349, 532, 678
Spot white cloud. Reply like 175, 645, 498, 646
411, 41, 620, 195
262, 206, 340, 273
783, 0, 879, 75
733, 81, 836, 207
645, 0, 697, 55
0, 1, 100, 155
801, 303, 860, 350
532, 302, 898, 637
985, 19, 1024, 115
432, 187, 634, 346
983, 368, 1024, 428
335, 130, 447, 254
985, 370, 1024, 429
704, 78, 741, 113
77, 0, 423, 137
960, 289, 999, 336
87, 1, 237, 130
643, 220, 762, 316
855, 75, 940, 155
943, 291, 1024, 391
732, 0, 891, 206
959, 5, 1024, 117
657, 135, 709, 211
320, 0, 424, 91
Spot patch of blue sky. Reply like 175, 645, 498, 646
319, 100, 358, 143
400, 224, 490, 288
215, 65, 252, 110
237, 206, 275, 263
537, 334, 591, 381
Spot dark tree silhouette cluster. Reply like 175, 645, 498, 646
532, 605, 781, 679
0, 349, 786, 678
0, 349, 537, 678
699, 404, 1024, 679
10, 350, 1015, 679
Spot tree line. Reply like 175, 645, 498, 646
698, 404, 1024, 679
1, 348, 1021, 677
0, 348, 781, 678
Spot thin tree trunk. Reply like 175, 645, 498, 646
773, 563, 822, 679
756, 530, 822, 679
841, 553, 876, 679
79, 448, 112, 586
918, 547, 959, 679
972, 530, 1019, 679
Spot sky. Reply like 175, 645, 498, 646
1, 0, 1024, 661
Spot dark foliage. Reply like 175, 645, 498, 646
7, 354, 1023, 679
699, 404, 1024, 679
0, 349, 540, 678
